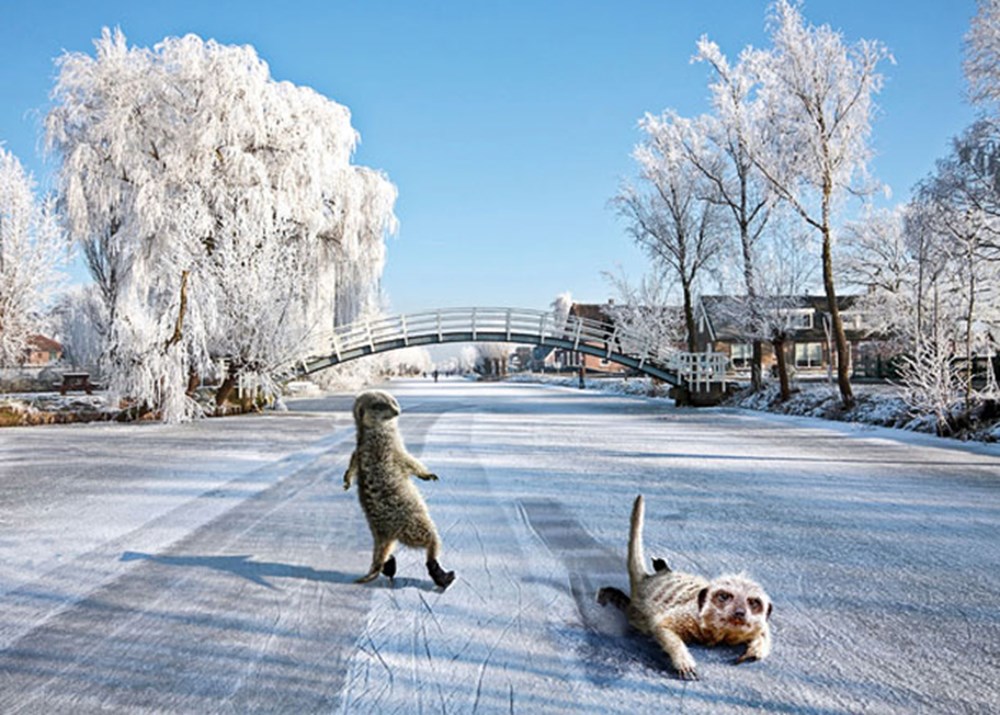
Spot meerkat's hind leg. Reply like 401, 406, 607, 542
597, 586, 631, 611
357, 538, 396, 584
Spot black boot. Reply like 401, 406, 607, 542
381, 555, 397, 579
652, 557, 671, 573
426, 558, 455, 589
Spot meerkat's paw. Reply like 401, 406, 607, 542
675, 664, 700, 681
669, 649, 700, 681
736, 640, 769, 664
355, 570, 380, 584
427, 559, 455, 589
381, 555, 397, 579
423, 473, 439, 481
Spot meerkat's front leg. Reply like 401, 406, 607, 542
652, 625, 699, 680
402, 454, 437, 481
343, 451, 359, 490
736, 626, 772, 664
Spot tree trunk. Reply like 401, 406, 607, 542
186, 368, 200, 396
215, 364, 238, 411
682, 282, 697, 353
773, 335, 791, 402
821, 210, 854, 408
751, 339, 763, 392
164, 270, 190, 350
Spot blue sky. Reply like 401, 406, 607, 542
0, 0, 979, 315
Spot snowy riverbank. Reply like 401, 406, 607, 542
506, 372, 1000, 442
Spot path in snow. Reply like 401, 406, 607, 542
0, 379, 997, 713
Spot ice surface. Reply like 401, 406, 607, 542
0, 379, 997, 713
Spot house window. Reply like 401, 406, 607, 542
731, 343, 752, 369
840, 311, 865, 331
780, 308, 814, 330
794, 342, 823, 368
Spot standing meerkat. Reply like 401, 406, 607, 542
597, 495, 773, 680
343, 390, 455, 589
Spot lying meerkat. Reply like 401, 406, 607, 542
343, 390, 455, 589
597, 495, 773, 680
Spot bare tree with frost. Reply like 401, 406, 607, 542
911, 137, 1000, 421
46, 30, 396, 421
673, 38, 777, 390
477, 343, 512, 378
842, 208, 917, 338
966, 0, 1000, 109
0, 147, 64, 367
736, 0, 891, 408
614, 116, 726, 352
602, 269, 683, 360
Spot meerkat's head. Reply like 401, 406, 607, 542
353, 390, 401, 429
697, 573, 772, 640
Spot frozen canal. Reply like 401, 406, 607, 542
0, 378, 997, 714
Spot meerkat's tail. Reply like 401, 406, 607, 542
627, 494, 649, 595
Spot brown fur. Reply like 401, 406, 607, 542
343, 390, 454, 589
597, 495, 773, 680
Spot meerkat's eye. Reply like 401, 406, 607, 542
748, 598, 763, 613
716, 591, 732, 603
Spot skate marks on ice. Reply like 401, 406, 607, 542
516, 498, 670, 685
0, 443, 373, 714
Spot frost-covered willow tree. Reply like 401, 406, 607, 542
736, 0, 891, 408
46, 29, 396, 421
0, 147, 63, 367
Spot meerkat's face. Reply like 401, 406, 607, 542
354, 390, 401, 428
697, 574, 772, 637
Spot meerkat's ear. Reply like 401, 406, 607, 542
767, 602, 773, 620
697, 587, 709, 612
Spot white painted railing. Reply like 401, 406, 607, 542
666, 351, 730, 392
278, 307, 728, 391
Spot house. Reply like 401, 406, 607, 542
549, 303, 630, 376
24, 335, 63, 366
695, 295, 891, 379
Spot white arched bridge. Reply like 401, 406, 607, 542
281, 307, 728, 397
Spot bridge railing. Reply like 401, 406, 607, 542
667, 351, 729, 391
280, 307, 728, 391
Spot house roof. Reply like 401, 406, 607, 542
569, 303, 613, 324
698, 294, 865, 342
28, 334, 62, 352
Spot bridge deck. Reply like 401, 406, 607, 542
279, 307, 728, 394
